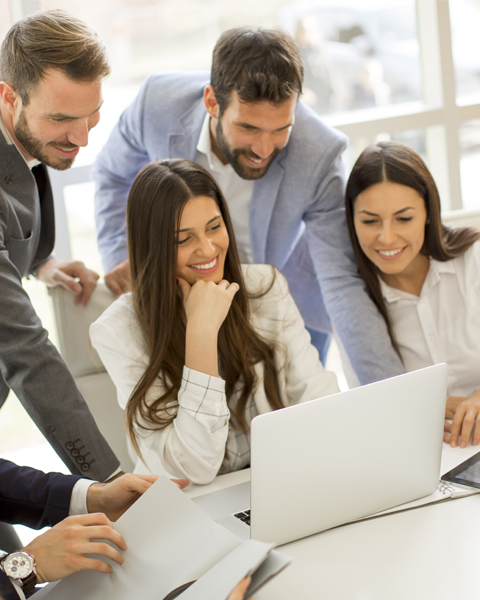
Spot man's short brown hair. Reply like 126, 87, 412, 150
211, 27, 303, 114
0, 9, 110, 104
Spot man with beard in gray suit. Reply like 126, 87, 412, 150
0, 9, 120, 510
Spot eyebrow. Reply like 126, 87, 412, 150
358, 207, 416, 217
46, 99, 104, 120
177, 215, 221, 233
233, 120, 293, 132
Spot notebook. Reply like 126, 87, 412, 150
193, 364, 448, 546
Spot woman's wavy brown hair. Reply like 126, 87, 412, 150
345, 141, 480, 354
125, 159, 283, 455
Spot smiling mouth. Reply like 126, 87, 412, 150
188, 256, 218, 270
243, 154, 269, 167
376, 247, 406, 257
51, 145, 80, 156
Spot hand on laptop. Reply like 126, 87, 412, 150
445, 392, 480, 447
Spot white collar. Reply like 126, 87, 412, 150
196, 113, 231, 173
380, 256, 456, 303
0, 112, 41, 170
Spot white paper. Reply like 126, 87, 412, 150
177, 540, 275, 599
34, 476, 240, 600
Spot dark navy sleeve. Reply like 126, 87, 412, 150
0, 459, 83, 529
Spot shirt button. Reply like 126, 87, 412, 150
4, 175, 14, 184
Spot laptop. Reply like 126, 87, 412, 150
193, 364, 447, 546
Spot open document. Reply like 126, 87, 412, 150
34, 476, 291, 600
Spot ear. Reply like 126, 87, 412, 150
204, 85, 220, 120
0, 81, 21, 116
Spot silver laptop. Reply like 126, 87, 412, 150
193, 364, 447, 546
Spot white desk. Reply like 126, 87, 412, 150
185, 444, 480, 600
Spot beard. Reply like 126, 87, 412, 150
14, 109, 77, 171
215, 119, 280, 180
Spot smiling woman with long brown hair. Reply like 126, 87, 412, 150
345, 141, 480, 450
90, 159, 338, 484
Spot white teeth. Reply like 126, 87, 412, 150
248, 156, 263, 163
189, 258, 216, 270
378, 248, 403, 257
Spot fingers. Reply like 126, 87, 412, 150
81, 520, 127, 552
473, 417, 480, 446
105, 260, 130, 297
117, 473, 157, 495
227, 577, 251, 600
445, 407, 456, 420
133, 474, 159, 484
459, 407, 478, 448
53, 269, 84, 296
73, 266, 100, 306
105, 275, 124, 297
172, 478, 190, 490
217, 279, 240, 296
38, 258, 99, 306
85, 539, 125, 565
23, 513, 126, 583
450, 403, 467, 447
449, 402, 480, 448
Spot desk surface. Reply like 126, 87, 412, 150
186, 444, 480, 600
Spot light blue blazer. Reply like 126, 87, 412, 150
92, 72, 404, 384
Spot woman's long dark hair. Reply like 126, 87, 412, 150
345, 141, 480, 353
125, 159, 283, 455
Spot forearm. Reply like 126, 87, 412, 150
306, 211, 404, 384
0, 460, 80, 529
185, 323, 219, 377
141, 367, 230, 484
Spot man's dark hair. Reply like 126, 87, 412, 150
0, 9, 110, 105
211, 27, 304, 114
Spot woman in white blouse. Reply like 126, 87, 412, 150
90, 159, 338, 484
345, 141, 480, 449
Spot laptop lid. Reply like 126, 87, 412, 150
250, 363, 447, 545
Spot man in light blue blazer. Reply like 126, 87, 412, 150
93, 27, 404, 384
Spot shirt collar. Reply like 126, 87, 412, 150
380, 256, 456, 303
196, 113, 230, 173
0, 112, 40, 170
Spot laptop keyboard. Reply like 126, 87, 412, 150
234, 509, 251, 526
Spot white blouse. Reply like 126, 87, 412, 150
90, 265, 339, 484
380, 241, 480, 398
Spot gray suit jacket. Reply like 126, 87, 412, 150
93, 72, 404, 385
0, 130, 119, 480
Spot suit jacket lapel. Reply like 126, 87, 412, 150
168, 98, 206, 160
250, 156, 286, 263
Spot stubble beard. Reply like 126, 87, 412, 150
14, 109, 76, 171
215, 119, 279, 180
